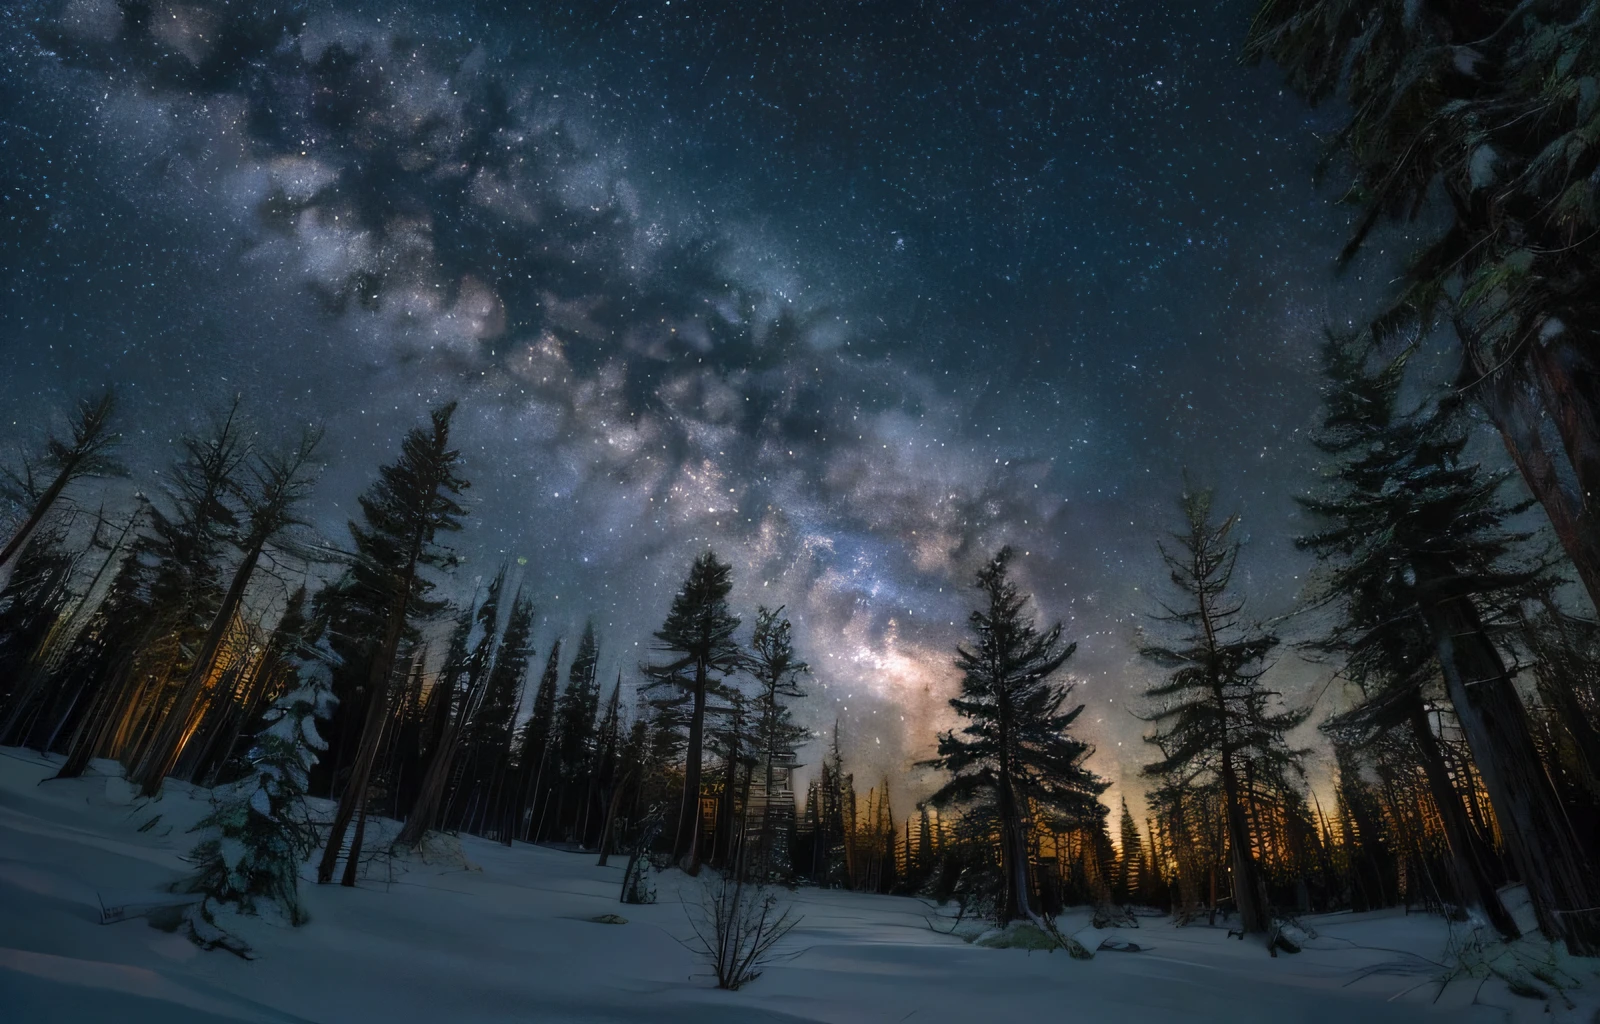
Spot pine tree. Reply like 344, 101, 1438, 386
465, 587, 534, 838
0, 388, 121, 576
552, 621, 602, 837
1138, 486, 1306, 938
643, 550, 742, 874
394, 576, 504, 848
1116, 797, 1147, 905
98, 404, 251, 777
1245, 0, 1600, 614
133, 426, 322, 797
317, 402, 468, 886
587, 675, 625, 852
0, 524, 78, 743
181, 642, 336, 927
747, 606, 809, 879
923, 547, 1107, 925
516, 640, 562, 841
1297, 338, 1600, 952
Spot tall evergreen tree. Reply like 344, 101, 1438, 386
643, 551, 742, 874
550, 620, 601, 796
465, 587, 535, 838
923, 547, 1107, 925
1138, 486, 1306, 938
133, 426, 323, 796
747, 605, 809, 878
100, 403, 250, 774
395, 576, 504, 848
0, 525, 78, 742
1245, 0, 1600, 613
317, 402, 468, 886
1296, 338, 1600, 952
1116, 797, 1147, 905
516, 640, 562, 841
0, 388, 121, 575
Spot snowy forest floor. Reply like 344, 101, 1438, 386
2, 747, 1597, 1024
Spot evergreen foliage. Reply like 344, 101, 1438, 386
923, 547, 1107, 925
643, 550, 742, 873
181, 647, 336, 926
1138, 485, 1306, 936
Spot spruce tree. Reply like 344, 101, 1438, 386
516, 640, 562, 840
1138, 486, 1305, 938
1245, 0, 1600, 613
747, 605, 809, 878
181, 643, 335, 927
466, 587, 534, 837
317, 402, 468, 886
1116, 797, 1147, 905
587, 675, 624, 851
643, 550, 742, 873
552, 620, 602, 835
923, 547, 1107, 925
0, 525, 77, 743
1297, 338, 1600, 952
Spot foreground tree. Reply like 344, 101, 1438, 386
923, 547, 1107, 925
1297, 338, 1600, 953
644, 551, 743, 874
1245, 0, 1600, 613
317, 403, 468, 886
1138, 487, 1306, 939
180, 649, 335, 927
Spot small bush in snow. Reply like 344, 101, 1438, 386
684, 872, 800, 990
178, 664, 335, 927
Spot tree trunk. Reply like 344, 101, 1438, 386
317, 570, 412, 884
1473, 335, 1600, 615
1220, 755, 1270, 935
1406, 700, 1520, 938
595, 772, 631, 867
994, 766, 1035, 924
1420, 585, 1600, 955
673, 660, 708, 874
131, 545, 264, 796
0, 469, 72, 575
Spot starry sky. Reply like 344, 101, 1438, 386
1, 0, 1408, 810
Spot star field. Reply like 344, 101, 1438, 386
0, 0, 1402, 807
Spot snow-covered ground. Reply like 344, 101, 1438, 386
2, 746, 1594, 1024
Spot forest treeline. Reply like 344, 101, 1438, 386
1, 336, 1597, 957
2, 0, 1600, 957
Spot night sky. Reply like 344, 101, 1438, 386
1, 0, 1404, 809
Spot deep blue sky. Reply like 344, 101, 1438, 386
0, 0, 1401, 806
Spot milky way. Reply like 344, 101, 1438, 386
1, 0, 1403, 807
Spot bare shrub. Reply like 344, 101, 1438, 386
684, 872, 801, 990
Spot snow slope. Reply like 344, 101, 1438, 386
1, 746, 1593, 1023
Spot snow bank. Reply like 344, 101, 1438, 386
2, 746, 1595, 1023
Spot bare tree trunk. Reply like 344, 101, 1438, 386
1469, 332, 1600, 615
1407, 701, 1519, 938
674, 662, 708, 874
1420, 584, 1600, 955
1221, 755, 1270, 935
318, 595, 409, 884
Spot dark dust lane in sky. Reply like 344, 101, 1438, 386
0, 0, 1374, 802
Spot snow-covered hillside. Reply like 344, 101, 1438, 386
1, 747, 1591, 1023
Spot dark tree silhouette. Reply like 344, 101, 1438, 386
644, 550, 742, 874
923, 547, 1106, 925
